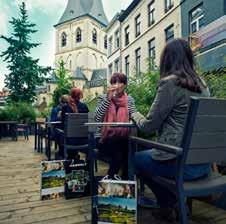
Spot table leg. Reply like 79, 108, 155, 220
37, 125, 41, 153
128, 139, 135, 180
34, 123, 37, 150
47, 126, 51, 160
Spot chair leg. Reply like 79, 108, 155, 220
64, 146, 67, 159
178, 194, 188, 224
94, 159, 98, 172
187, 198, 192, 216
139, 179, 145, 196
41, 136, 43, 153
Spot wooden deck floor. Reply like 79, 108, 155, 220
0, 136, 226, 224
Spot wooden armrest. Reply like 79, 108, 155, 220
55, 128, 64, 134
129, 136, 183, 156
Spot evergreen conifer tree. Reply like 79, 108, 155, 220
0, 2, 51, 103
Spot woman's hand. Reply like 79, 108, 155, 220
107, 83, 125, 100
107, 84, 119, 100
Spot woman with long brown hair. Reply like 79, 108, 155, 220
132, 39, 211, 219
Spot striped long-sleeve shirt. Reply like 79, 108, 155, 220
94, 94, 136, 138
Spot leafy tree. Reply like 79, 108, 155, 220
202, 68, 226, 99
0, 2, 51, 103
127, 68, 160, 116
52, 60, 72, 107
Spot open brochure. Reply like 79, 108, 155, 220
96, 178, 137, 224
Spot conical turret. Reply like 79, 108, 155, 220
55, 0, 108, 27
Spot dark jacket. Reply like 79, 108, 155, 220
61, 101, 89, 129
132, 75, 210, 161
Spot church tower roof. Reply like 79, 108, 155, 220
55, 0, 108, 27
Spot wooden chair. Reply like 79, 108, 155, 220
129, 97, 226, 224
35, 117, 46, 153
63, 113, 89, 159
16, 124, 29, 140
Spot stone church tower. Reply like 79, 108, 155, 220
53, 0, 108, 98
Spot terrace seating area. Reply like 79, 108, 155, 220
1, 137, 226, 224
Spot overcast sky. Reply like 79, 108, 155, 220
0, 0, 132, 89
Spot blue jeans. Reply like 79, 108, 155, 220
135, 150, 211, 208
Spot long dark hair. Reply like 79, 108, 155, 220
160, 38, 205, 93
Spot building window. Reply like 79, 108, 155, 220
92, 29, 97, 44
61, 32, 67, 47
148, 0, 155, 26
108, 36, 113, 56
69, 60, 72, 70
148, 38, 156, 69
108, 64, 113, 76
135, 48, 141, 76
165, 0, 174, 13
104, 35, 107, 49
135, 14, 141, 37
125, 55, 130, 77
165, 24, 174, 42
190, 4, 204, 34
115, 30, 120, 49
114, 58, 120, 72
125, 25, 130, 46
76, 27, 82, 43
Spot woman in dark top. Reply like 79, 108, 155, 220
131, 39, 211, 218
61, 88, 89, 128
58, 88, 89, 159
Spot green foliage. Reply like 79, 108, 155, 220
36, 107, 51, 118
0, 102, 36, 123
52, 60, 72, 107
84, 97, 98, 112
202, 69, 226, 99
0, 2, 51, 103
127, 69, 160, 116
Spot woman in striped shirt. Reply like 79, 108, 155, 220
94, 73, 136, 179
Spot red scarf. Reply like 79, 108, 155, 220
101, 93, 129, 142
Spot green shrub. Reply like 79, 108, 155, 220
127, 69, 160, 115
0, 102, 36, 123
202, 69, 226, 99
84, 97, 98, 112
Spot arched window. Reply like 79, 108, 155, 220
69, 60, 72, 70
61, 32, 67, 47
76, 27, 82, 43
104, 35, 107, 49
92, 29, 97, 44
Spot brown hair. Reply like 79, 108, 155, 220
68, 88, 83, 112
110, 73, 127, 85
160, 38, 205, 93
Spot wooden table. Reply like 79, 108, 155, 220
84, 122, 136, 180
0, 121, 18, 140
34, 120, 61, 160
85, 122, 136, 224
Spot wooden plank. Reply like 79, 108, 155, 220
197, 98, 226, 116
0, 202, 91, 224
0, 191, 40, 201
193, 116, 226, 132
187, 148, 226, 164
0, 194, 40, 206
0, 197, 90, 213
31, 213, 91, 224
190, 132, 226, 149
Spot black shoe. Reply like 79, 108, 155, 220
152, 208, 177, 222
